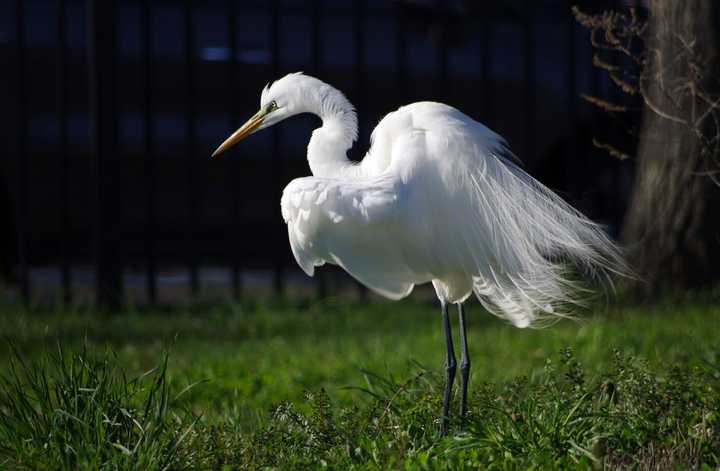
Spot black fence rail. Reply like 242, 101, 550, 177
1, 0, 635, 307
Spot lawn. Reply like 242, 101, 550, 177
0, 297, 718, 469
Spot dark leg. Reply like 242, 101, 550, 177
440, 301, 457, 435
458, 303, 471, 421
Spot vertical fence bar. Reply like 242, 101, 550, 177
87, 0, 123, 309
184, 0, 200, 296
436, 31, 449, 102
57, 0, 72, 304
395, 10, 407, 105
566, 12, 578, 194
522, 1, 535, 163
15, 0, 29, 304
589, 46, 604, 221
270, 0, 284, 295
354, 0, 365, 118
480, 20, 492, 124
353, 0, 368, 299
310, 0, 321, 73
228, 0, 243, 299
310, 0, 327, 299
142, 0, 157, 303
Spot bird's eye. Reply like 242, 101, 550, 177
269, 100, 278, 111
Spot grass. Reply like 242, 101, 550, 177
0, 297, 718, 469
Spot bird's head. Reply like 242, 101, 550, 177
212, 72, 316, 157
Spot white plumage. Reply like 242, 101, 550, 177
243, 73, 624, 328
212, 72, 628, 431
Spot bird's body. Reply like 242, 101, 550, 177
213, 72, 628, 433
283, 101, 501, 304
279, 87, 622, 328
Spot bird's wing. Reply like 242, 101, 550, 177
407, 112, 628, 328
367, 103, 628, 327
281, 174, 418, 300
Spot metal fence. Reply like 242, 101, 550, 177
1, 0, 634, 307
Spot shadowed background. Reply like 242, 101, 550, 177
0, 0, 636, 306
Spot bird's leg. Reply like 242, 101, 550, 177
440, 301, 457, 435
457, 303, 471, 421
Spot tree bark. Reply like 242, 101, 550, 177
622, 0, 720, 296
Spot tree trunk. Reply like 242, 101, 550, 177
622, 0, 720, 296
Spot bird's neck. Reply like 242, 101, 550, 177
306, 88, 358, 178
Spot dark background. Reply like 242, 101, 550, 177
0, 0, 637, 305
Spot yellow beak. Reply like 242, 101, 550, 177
211, 109, 266, 157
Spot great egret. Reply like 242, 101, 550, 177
213, 72, 627, 433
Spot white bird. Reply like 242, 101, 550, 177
212, 72, 627, 433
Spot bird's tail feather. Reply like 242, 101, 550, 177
462, 144, 632, 328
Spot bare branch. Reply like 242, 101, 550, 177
610, 71, 639, 95
592, 138, 632, 160
581, 94, 627, 113
576, 3, 720, 172
639, 83, 688, 124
